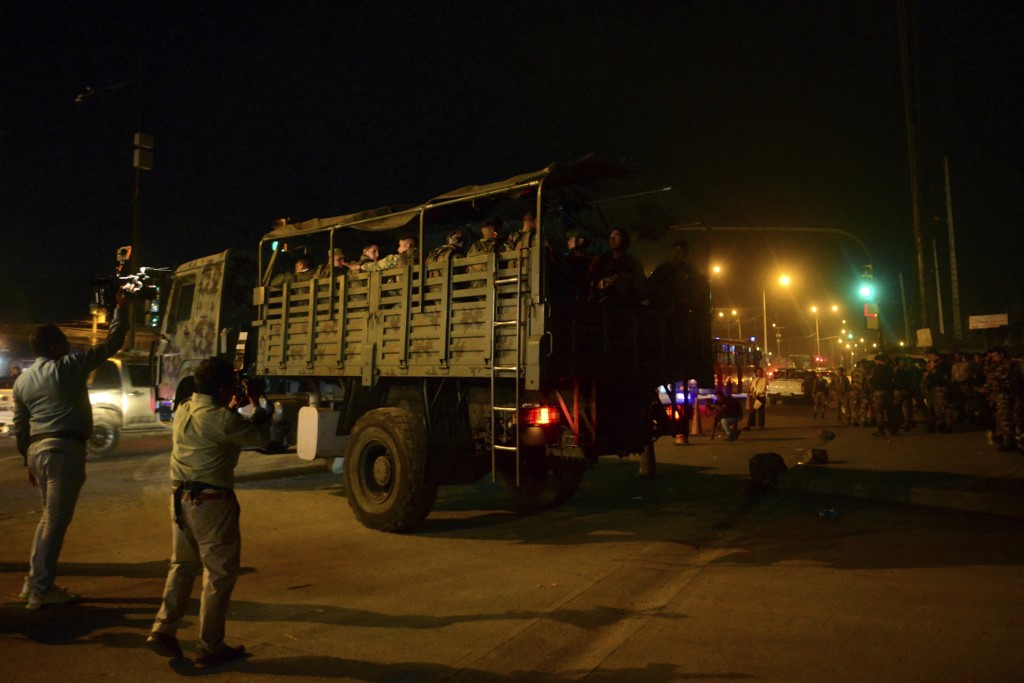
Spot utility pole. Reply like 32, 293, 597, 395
932, 239, 945, 336
944, 157, 963, 340
898, 0, 930, 330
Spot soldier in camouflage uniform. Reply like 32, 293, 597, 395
505, 211, 537, 251
811, 374, 829, 419
357, 237, 418, 273
427, 229, 466, 264
355, 243, 381, 269
984, 346, 1023, 451
848, 361, 865, 426
467, 219, 505, 259
833, 367, 850, 421
425, 230, 466, 295
466, 218, 505, 285
923, 348, 954, 433
893, 358, 915, 431
869, 354, 898, 436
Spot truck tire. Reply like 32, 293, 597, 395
87, 421, 120, 457
344, 408, 436, 532
502, 455, 585, 510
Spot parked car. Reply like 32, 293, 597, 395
87, 353, 166, 455
768, 368, 808, 403
0, 377, 15, 436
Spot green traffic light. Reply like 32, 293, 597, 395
858, 284, 874, 299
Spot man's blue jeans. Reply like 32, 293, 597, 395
27, 438, 88, 595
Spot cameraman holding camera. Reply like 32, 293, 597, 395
145, 356, 271, 668
12, 286, 130, 609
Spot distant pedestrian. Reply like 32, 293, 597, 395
745, 367, 768, 429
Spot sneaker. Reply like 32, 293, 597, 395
26, 585, 80, 610
145, 632, 184, 658
18, 576, 30, 600
195, 644, 248, 669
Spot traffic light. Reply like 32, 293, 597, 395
857, 264, 875, 300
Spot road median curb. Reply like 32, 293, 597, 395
780, 464, 1024, 518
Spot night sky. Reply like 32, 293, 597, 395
3, 1, 1021, 352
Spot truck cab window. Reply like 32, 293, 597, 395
166, 279, 196, 333
88, 361, 121, 390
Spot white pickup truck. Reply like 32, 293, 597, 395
86, 353, 166, 455
0, 377, 15, 436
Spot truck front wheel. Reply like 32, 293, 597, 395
344, 408, 436, 532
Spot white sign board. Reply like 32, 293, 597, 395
916, 328, 933, 347
969, 314, 1008, 330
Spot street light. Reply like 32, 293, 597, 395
810, 304, 840, 360
810, 306, 821, 357
716, 309, 742, 338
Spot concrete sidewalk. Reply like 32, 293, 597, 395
654, 405, 1024, 518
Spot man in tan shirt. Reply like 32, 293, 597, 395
146, 357, 270, 668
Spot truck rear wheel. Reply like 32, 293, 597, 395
502, 455, 585, 510
344, 408, 436, 532
87, 420, 120, 457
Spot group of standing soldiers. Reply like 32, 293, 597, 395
831, 346, 1023, 451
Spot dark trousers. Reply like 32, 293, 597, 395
747, 397, 766, 428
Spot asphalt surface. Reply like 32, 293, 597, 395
0, 404, 1022, 682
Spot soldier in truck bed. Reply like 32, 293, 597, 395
467, 218, 505, 258
269, 254, 314, 287
351, 237, 418, 273
427, 229, 466, 263
588, 228, 645, 304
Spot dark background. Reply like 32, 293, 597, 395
2, 1, 1020, 353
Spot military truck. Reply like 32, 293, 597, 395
154, 160, 711, 532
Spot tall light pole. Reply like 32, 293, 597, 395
762, 289, 769, 367
811, 306, 821, 357
762, 274, 791, 367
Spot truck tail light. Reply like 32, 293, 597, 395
522, 405, 558, 427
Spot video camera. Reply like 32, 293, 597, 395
91, 245, 169, 310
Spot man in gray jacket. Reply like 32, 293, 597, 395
13, 288, 129, 609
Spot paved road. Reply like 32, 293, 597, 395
1, 408, 1022, 681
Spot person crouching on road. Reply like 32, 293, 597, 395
13, 287, 129, 609
713, 390, 743, 441
146, 357, 271, 668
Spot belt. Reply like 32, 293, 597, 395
183, 490, 233, 502
171, 480, 232, 492
30, 431, 87, 444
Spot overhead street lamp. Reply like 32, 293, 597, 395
809, 304, 840, 359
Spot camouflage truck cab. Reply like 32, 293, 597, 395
155, 250, 256, 418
